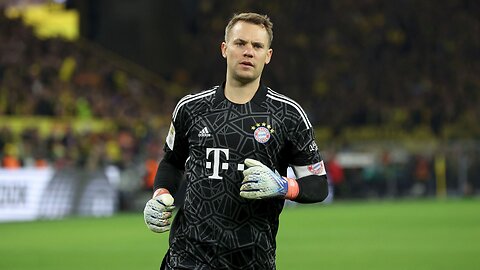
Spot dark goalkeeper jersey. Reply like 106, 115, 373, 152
162, 83, 322, 269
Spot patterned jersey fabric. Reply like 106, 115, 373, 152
161, 83, 322, 269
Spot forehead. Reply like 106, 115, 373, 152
228, 21, 269, 44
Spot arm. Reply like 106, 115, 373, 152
152, 115, 189, 194
145, 118, 188, 233
144, 151, 186, 234
290, 173, 328, 203
153, 153, 185, 195
240, 159, 328, 203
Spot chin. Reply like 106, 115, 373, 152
235, 76, 256, 84
234, 73, 258, 83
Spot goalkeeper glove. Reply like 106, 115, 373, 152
240, 158, 299, 200
144, 188, 175, 233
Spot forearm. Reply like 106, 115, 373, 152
153, 158, 184, 195
291, 174, 328, 203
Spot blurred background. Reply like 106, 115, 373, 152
1, 0, 479, 222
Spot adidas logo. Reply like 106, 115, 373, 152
198, 127, 211, 137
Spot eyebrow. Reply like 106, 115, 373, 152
233, 38, 266, 47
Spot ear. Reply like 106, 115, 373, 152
221, 42, 227, 58
265, 48, 273, 64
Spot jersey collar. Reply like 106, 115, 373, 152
214, 82, 267, 106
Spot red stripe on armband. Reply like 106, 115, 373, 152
285, 178, 299, 200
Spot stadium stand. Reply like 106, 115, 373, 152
1, 1, 479, 205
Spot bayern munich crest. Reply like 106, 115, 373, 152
252, 123, 274, 144
308, 161, 326, 175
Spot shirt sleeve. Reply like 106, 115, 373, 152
162, 105, 189, 170
287, 113, 323, 168
286, 114, 329, 203
153, 103, 189, 193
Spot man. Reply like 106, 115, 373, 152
144, 12, 329, 269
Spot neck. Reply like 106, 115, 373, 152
224, 78, 260, 104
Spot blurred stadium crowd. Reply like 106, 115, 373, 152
0, 10, 172, 204
1, 1, 479, 207
143, 0, 479, 138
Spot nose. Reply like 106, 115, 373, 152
243, 44, 254, 58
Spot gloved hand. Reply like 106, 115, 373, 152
240, 158, 289, 199
144, 189, 175, 233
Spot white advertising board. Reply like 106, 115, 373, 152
0, 169, 53, 222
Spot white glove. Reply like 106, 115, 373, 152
144, 191, 175, 233
240, 158, 289, 199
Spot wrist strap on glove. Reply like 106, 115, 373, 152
285, 177, 299, 200
153, 188, 170, 198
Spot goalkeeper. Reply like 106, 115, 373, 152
144, 12, 329, 270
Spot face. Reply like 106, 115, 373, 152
221, 21, 273, 84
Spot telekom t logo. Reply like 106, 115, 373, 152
205, 148, 245, 179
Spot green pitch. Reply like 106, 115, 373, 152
1, 199, 479, 270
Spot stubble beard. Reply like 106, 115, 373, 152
231, 66, 261, 86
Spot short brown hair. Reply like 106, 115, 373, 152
225, 13, 273, 47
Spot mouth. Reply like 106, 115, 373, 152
240, 61, 254, 67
